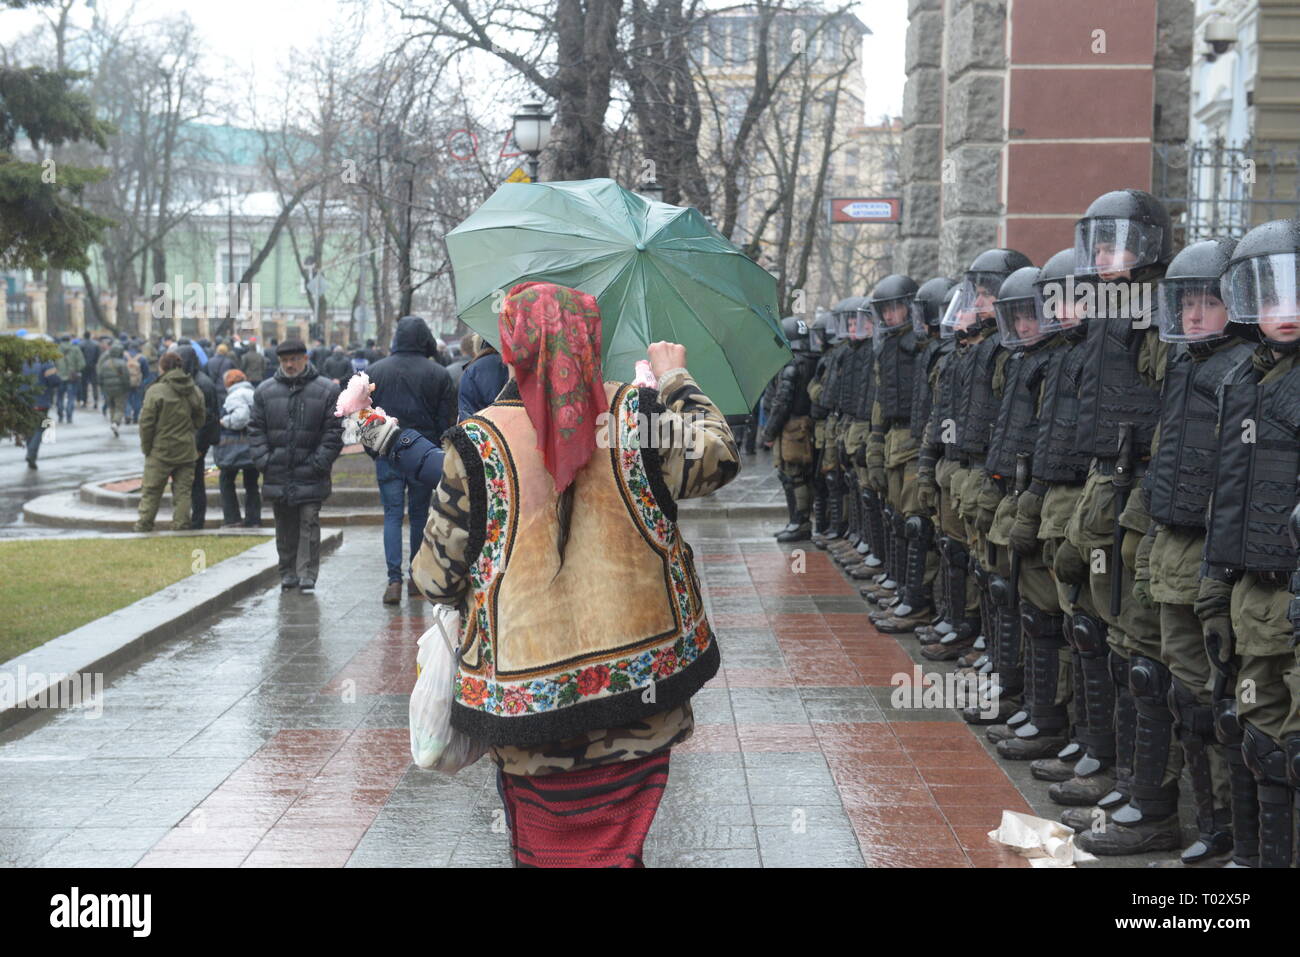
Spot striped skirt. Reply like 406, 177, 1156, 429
496, 751, 671, 868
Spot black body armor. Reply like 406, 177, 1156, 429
1034, 338, 1092, 483
1145, 342, 1253, 528
1075, 321, 1162, 459
911, 338, 947, 443
876, 330, 919, 425
957, 334, 1003, 459
985, 343, 1057, 478
1204, 361, 1300, 573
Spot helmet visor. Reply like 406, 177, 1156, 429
809, 325, 826, 351
1074, 218, 1164, 278
1156, 277, 1231, 342
1221, 253, 1300, 347
848, 307, 873, 340
872, 296, 913, 335
939, 274, 999, 337
1033, 276, 1086, 334
909, 299, 934, 336
994, 297, 1047, 348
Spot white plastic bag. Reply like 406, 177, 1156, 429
409, 604, 487, 774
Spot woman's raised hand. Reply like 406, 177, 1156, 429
646, 341, 687, 380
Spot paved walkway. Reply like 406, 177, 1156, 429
0, 453, 1184, 867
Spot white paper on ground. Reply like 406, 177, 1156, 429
987, 809, 1097, 868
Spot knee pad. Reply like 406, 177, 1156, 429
1071, 613, 1106, 656
1020, 602, 1063, 640
1128, 654, 1172, 703
1213, 696, 1243, 746
1285, 733, 1300, 788
1167, 676, 1214, 738
905, 514, 931, 542
971, 561, 988, 589
1242, 724, 1288, 784
987, 573, 1013, 608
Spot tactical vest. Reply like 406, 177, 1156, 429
911, 338, 946, 442
852, 341, 877, 419
1033, 338, 1092, 483
985, 343, 1057, 478
1204, 360, 1300, 573
876, 329, 918, 425
934, 346, 965, 459
957, 334, 1003, 459
831, 342, 858, 416
818, 342, 850, 415
1146, 342, 1253, 528
1075, 321, 1162, 459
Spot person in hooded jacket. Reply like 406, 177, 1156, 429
247, 339, 343, 592
216, 368, 262, 527
178, 345, 220, 529
321, 344, 354, 384
134, 351, 206, 532
366, 315, 458, 603
458, 335, 510, 421
97, 342, 131, 437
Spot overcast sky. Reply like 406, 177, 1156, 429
1, 0, 906, 124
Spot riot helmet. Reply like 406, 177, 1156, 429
911, 277, 955, 336
1220, 218, 1300, 353
810, 309, 831, 351
868, 274, 919, 338
1074, 189, 1173, 279
1156, 238, 1237, 343
781, 315, 811, 352
830, 296, 861, 342
941, 248, 1033, 338
994, 266, 1046, 348
1034, 247, 1086, 337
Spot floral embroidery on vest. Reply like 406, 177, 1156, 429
451, 386, 714, 726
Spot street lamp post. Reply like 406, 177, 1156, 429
637, 180, 665, 203
512, 101, 553, 182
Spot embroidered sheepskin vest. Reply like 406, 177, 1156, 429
446, 381, 719, 746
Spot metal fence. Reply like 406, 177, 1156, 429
1155, 139, 1300, 246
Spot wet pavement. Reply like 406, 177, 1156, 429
0, 413, 143, 538
0, 448, 1184, 867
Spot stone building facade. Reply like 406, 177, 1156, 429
897, 0, 1195, 278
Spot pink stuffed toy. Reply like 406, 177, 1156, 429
632, 359, 658, 388
334, 372, 389, 425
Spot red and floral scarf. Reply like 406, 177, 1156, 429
498, 281, 606, 493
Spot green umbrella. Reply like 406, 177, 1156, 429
446, 177, 789, 416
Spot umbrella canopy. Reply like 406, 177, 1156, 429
446, 178, 789, 415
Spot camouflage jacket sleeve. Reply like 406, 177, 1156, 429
650, 367, 741, 500
410, 439, 473, 607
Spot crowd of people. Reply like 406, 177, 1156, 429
17, 321, 514, 598
763, 192, 1300, 868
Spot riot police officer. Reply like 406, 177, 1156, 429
810, 301, 856, 548
876, 277, 954, 633
919, 249, 1033, 664
1195, 218, 1300, 868
1065, 189, 1175, 855
980, 266, 1071, 748
766, 316, 823, 542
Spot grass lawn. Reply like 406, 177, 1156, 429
203, 449, 375, 487
0, 535, 271, 663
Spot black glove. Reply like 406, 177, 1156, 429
1052, 540, 1090, 585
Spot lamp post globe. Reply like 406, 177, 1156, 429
512, 101, 552, 182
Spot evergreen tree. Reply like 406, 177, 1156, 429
0, 0, 114, 271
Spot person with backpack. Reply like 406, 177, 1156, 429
216, 368, 262, 527
124, 344, 148, 425
54, 335, 84, 424
97, 342, 131, 437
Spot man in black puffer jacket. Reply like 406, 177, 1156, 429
178, 345, 220, 529
367, 315, 456, 603
248, 340, 343, 592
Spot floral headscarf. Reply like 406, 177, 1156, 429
498, 281, 605, 493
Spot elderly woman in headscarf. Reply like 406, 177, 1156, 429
359, 281, 740, 867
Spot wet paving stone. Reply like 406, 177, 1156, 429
0, 518, 1180, 867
